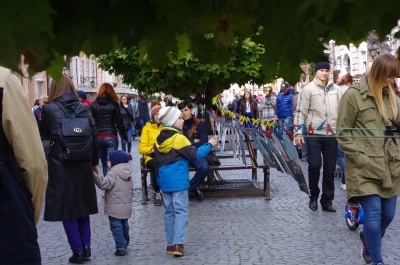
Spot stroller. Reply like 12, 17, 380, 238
345, 200, 364, 230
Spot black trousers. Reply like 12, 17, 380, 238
146, 159, 160, 193
0, 162, 41, 265
306, 136, 338, 206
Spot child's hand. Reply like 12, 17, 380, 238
93, 165, 98, 177
208, 136, 218, 146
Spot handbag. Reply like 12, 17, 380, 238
205, 153, 221, 166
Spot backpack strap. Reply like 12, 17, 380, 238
54, 101, 81, 118
188, 116, 201, 139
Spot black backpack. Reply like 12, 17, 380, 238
54, 102, 93, 163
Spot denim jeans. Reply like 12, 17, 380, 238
98, 137, 118, 176
277, 116, 292, 132
244, 112, 253, 128
162, 190, 189, 246
119, 129, 132, 153
337, 144, 345, 184
62, 216, 91, 254
189, 158, 209, 195
131, 123, 136, 137
358, 195, 397, 265
137, 117, 149, 130
108, 216, 130, 250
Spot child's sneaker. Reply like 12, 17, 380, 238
154, 192, 163, 206
358, 230, 372, 264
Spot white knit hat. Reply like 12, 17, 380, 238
158, 106, 181, 127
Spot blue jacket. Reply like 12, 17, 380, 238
276, 88, 295, 118
154, 127, 211, 192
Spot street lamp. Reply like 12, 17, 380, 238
90, 80, 95, 88
368, 43, 380, 60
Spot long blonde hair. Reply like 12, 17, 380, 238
368, 54, 400, 122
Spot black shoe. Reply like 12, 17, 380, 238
83, 246, 91, 260
69, 252, 84, 264
128, 153, 132, 160
115, 249, 126, 256
322, 204, 336, 212
308, 197, 318, 211
193, 189, 204, 201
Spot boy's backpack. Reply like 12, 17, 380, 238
54, 102, 93, 163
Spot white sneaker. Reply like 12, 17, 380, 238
341, 183, 346, 191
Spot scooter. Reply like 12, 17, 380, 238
345, 201, 364, 230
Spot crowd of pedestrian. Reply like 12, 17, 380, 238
2, 54, 400, 265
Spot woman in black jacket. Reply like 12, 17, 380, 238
40, 75, 99, 264
238, 91, 259, 128
90, 83, 128, 176
119, 94, 134, 160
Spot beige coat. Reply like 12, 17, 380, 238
337, 77, 400, 199
294, 78, 341, 135
0, 67, 48, 224
94, 163, 133, 219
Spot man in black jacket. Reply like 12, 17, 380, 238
178, 101, 209, 201
137, 94, 150, 130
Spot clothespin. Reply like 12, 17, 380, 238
282, 123, 294, 141
326, 124, 335, 136
264, 127, 273, 139
307, 124, 314, 135
384, 125, 397, 146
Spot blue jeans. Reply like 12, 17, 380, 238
358, 195, 397, 265
337, 144, 345, 184
137, 117, 149, 130
98, 137, 118, 176
189, 158, 209, 195
162, 190, 189, 246
277, 116, 292, 132
131, 122, 136, 137
119, 129, 132, 153
244, 112, 253, 128
108, 216, 130, 250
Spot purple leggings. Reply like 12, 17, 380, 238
62, 216, 91, 254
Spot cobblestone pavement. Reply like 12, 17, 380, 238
37, 138, 400, 265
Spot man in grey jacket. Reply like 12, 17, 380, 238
294, 62, 341, 213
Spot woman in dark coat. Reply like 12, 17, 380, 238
119, 94, 134, 160
90, 83, 127, 176
40, 75, 99, 264
238, 91, 259, 128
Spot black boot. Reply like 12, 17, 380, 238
83, 246, 91, 260
69, 252, 84, 264
308, 197, 318, 211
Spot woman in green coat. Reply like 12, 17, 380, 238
337, 54, 400, 265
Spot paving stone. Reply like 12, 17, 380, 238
36, 137, 400, 264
